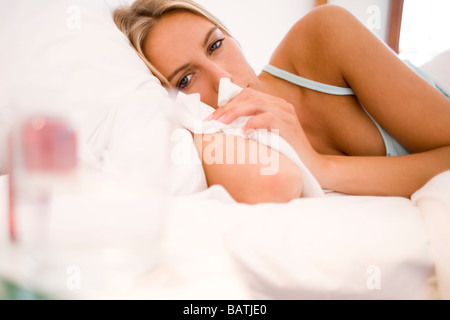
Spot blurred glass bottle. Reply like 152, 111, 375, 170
8, 115, 77, 248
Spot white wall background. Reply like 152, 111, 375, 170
194, 0, 450, 69
115, 0, 450, 70
194, 0, 393, 72
399, 0, 450, 66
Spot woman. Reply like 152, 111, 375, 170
113, 0, 450, 203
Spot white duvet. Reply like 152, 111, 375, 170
163, 170, 450, 300
0, 171, 449, 299
0, 0, 449, 300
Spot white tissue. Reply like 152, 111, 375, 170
217, 78, 243, 107
173, 78, 324, 198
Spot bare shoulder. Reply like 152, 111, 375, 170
268, 5, 354, 86
289, 4, 357, 37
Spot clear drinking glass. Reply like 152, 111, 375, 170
8, 114, 167, 298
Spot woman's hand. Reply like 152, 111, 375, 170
206, 88, 323, 173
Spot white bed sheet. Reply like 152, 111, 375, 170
1, 171, 449, 299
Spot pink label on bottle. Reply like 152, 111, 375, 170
20, 117, 77, 172
8, 117, 78, 243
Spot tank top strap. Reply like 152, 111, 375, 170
263, 64, 355, 96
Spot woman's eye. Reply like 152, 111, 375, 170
209, 39, 224, 54
177, 74, 192, 90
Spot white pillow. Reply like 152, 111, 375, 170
0, 0, 207, 195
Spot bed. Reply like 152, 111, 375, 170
0, 0, 449, 300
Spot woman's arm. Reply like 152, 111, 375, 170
316, 148, 450, 197
193, 133, 303, 204
301, 5, 450, 153
211, 5, 450, 198
296, 5, 450, 197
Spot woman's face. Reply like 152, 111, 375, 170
143, 11, 260, 108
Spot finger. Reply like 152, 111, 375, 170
243, 112, 278, 135
222, 88, 296, 124
203, 90, 249, 122
207, 89, 270, 124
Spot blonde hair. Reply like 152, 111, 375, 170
113, 0, 230, 87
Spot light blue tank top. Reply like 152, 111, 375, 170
262, 62, 449, 157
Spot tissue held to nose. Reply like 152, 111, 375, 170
174, 78, 324, 198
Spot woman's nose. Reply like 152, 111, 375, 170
208, 62, 232, 92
